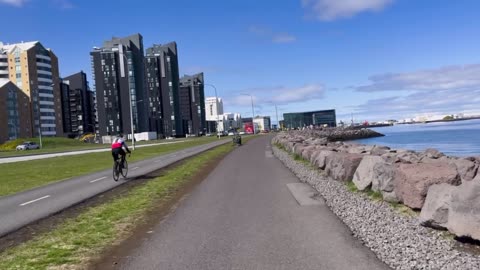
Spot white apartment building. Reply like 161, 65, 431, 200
205, 97, 223, 121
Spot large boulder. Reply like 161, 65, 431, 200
301, 145, 319, 161
293, 144, 307, 157
422, 148, 445, 159
353, 155, 384, 191
396, 151, 421, 164
370, 145, 390, 156
451, 158, 478, 182
313, 150, 336, 170
447, 180, 480, 241
325, 153, 363, 182
419, 183, 455, 229
394, 162, 461, 209
371, 162, 396, 193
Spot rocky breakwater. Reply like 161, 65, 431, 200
273, 129, 480, 243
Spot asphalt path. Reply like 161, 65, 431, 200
118, 135, 390, 270
0, 139, 229, 237
0, 140, 189, 164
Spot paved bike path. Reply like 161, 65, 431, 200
0, 140, 229, 237
117, 135, 389, 270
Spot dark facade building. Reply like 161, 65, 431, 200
179, 73, 206, 136
90, 34, 148, 136
60, 71, 96, 136
283, 109, 336, 129
60, 81, 71, 134
0, 79, 30, 143
144, 42, 182, 138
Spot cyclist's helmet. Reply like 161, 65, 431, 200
118, 133, 124, 138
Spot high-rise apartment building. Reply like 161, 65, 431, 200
144, 42, 182, 138
90, 34, 148, 136
0, 41, 63, 137
61, 71, 96, 136
179, 73, 206, 136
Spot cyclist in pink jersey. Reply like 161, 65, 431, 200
111, 133, 131, 168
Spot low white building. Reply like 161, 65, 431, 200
253, 116, 271, 132
217, 113, 242, 132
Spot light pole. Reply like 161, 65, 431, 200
201, 83, 220, 138
129, 98, 145, 150
240, 93, 255, 134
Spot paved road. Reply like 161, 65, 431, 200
0, 141, 189, 164
0, 140, 229, 237
118, 135, 389, 270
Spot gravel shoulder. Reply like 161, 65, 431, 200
273, 145, 480, 270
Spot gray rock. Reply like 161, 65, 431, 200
371, 145, 390, 156
353, 155, 385, 191
451, 158, 478, 182
372, 162, 396, 193
313, 150, 335, 170
419, 183, 454, 229
447, 180, 480, 241
394, 162, 461, 209
423, 148, 445, 159
382, 190, 400, 203
325, 152, 363, 182
397, 151, 421, 164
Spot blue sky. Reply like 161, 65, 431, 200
2, 0, 480, 124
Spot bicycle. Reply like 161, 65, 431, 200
113, 154, 129, 181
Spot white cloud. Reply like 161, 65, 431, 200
272, 33, 297, 44
0, 0, 27, 7
357, 64, 480, 92
249, 25, 297, 44
302, 0, 394, 21
226, 84, 325, 107
347, 88, 480, 121
52, 0, 74, 9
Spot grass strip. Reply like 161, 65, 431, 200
0, 142, 235, 270
0, 137, 210, 158
0, 137, 220, 197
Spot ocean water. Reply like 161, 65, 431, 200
352, 119, 480, 157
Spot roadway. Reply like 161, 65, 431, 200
116, 135, 389, 270
0, 139, 229, 237
0, 140, 188, 164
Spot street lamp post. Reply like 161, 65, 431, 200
241, 93, 255, 134
129, 98, 144, 150
202, 83, 220, 139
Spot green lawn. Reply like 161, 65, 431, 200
0, 137, 221, 197
0, 136, 216, 158
0, 142, 235, 270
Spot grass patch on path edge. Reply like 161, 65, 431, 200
0, 137, 220, 197
0, 142, 235, 270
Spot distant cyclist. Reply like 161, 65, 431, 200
111, 133, 131, 168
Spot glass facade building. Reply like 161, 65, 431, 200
283, 109, 336, 129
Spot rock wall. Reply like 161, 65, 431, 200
273, 130, 480, 241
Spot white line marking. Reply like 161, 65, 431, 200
20, 195, 50, 206
132, 167, 140, 170
90, 176, 107, 183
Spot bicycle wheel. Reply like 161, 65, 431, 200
121, 159, 128, 178
113, 161, 120, 181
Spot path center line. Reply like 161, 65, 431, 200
20, 195, 51, 206
90, 176, 107, 183
132, 167, 140, 170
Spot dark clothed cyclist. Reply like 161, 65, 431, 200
111, 133, 131, 167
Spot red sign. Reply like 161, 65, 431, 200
244, 122, 254, 134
